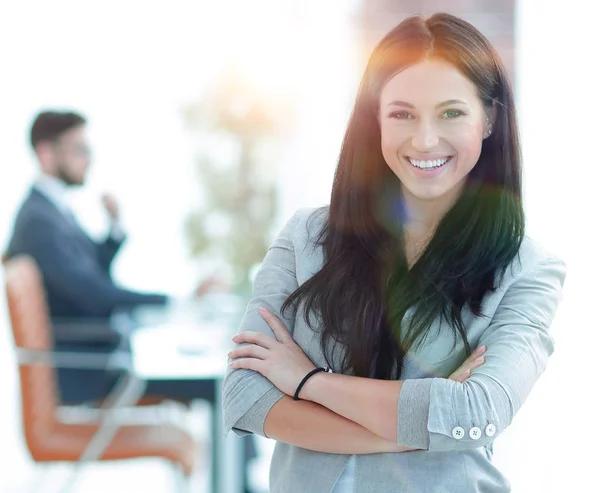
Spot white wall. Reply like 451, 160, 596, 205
497, 0, 599, 491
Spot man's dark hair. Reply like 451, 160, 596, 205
30, 111, 87, 149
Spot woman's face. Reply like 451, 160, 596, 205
379, 59, 493, 206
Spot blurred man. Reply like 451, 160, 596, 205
8, 111, 168, 319
5, 111, 216, 402
5, 110, 257, 491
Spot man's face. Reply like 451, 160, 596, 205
46, 125, 91, 186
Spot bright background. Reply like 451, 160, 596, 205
0, 1, 596, 491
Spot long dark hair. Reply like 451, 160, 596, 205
282, 13, 524, 380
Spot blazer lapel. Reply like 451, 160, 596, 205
30, 188, 98, 256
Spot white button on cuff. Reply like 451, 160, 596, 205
452, 426, 465, 440
485, 423, 497, 437
469, 427, 482, 440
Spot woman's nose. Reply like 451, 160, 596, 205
411, 121, 440, 151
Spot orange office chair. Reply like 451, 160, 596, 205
4, 255, 196, 492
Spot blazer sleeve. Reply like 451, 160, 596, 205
396, 254, 566, 451
221, 209, 304, 437
96, 234, 125, 272
21, 215, 168, 317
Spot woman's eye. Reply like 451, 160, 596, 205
389, 111, 414, 120
441, 109, 464, 119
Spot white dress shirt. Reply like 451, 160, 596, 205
34, 174, 125, 241
34, 174, 72, 215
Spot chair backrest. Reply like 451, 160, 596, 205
4, 255, 59, 453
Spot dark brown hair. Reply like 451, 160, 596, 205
30, 111, 86, 149
283, 13, 524, 379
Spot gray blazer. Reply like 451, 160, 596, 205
222, 207, 566, 493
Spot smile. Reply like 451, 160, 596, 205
407, 156, 452, 170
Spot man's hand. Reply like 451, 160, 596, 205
101, 194, 120, 221
195, 275, 230, 297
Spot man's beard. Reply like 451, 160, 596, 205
56, 164, 83, 186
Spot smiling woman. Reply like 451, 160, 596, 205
222, 12, 566, 493
380, 60, 495, 206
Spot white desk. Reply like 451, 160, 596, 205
132, 324, 229, 379
127, 304, 245, 493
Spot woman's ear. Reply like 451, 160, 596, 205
483, 102, 498, 139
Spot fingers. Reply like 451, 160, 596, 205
259, 307, 293, 343
229, 357, 264, 373
230, 307, 291, 350
467, 344, 486, 362
448, 345, 487, 383
232, 331, 276, 349
228, 344, 269, 361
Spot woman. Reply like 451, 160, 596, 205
222, 13, 566, 493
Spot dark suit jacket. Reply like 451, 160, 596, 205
7, 187, 168, 319
5, 187, 168, 401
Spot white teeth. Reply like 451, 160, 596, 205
408, 157, 450, 169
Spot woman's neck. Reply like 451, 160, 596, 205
402, 188, 461, 266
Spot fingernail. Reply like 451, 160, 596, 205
463, 368, 471, 376
476, 345, 486, 354
475, 356, 485, 363
259, 307, 267, 314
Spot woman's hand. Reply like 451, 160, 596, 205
448, 344, 486, 382
228, 307, 316, 396
229, 305, 486, 396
